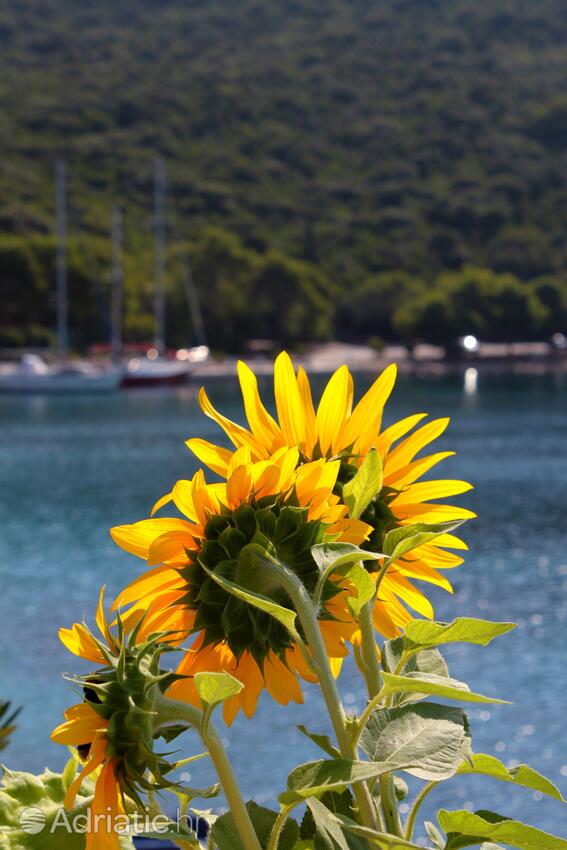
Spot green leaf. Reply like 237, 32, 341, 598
380, 672, 509, 705
311, 543, 381, 574
382, 638, 449, 679
305, 798, 350, 850
403, 618, 515, 654
305, 798, 423, 849
439, 809, 567, 850
424, 820, 445, 849
310, 543, 379, 617
343, 563, 376, 617
212, 801, 299, 850
300, 790, 368, 850
382, 520, 465, 563
0, 764, 136, 850
297, 725, 341, 759
342, 449, 383, 519
333, 814, 424, 849
137, 822, 201, 847
359, 703, 467, 780
60, 755, 78, 792
173, 782, 220, 806
201, 562, 300, 639
194, 671, 244, 708
457, 753, 566, 802
280, 759, 393, 805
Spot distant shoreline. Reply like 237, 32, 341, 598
192, 341, 567, 379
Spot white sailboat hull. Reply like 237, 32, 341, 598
0, 362, 122, 394
122, 358, 190, 387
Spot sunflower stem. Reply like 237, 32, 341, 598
267, 803, 296, 850
357, 598, 404, 839
153, 693, 262, 850
358, 599, 383, 696
404, 780, 438, 841
273, 559, 379, 833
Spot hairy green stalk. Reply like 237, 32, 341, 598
273, 559, 379, 832
404, 780, 438, 841
154, 693, 262, 850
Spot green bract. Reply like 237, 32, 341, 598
69, 623, 183, 805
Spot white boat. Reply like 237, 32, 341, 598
122, 356, 190, 387
122, 346, 209, 388
0, 354, 122, 394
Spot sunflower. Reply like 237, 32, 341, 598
110, 447, 372, 724
52, 590, 179, 850
51, 704, 126, 850
186, 352, 475, 638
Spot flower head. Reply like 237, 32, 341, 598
52, 590, 180, 850
186, 353, 475, 637
111, 448, 372, 723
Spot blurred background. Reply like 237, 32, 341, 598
1, 0, 567, 357
1, 0, 567, 840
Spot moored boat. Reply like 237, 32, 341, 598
0, 354, 122, 394
121, 345, 209, 388
122, 356, 189, 387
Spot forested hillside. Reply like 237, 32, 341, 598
1, 0, 567, 350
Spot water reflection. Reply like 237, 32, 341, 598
464, 366, 478, 396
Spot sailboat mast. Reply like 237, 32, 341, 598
55, 160, 68, 361
153, 156, 166, 356
111, 204, 123, 363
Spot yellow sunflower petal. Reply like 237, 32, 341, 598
51, 708, 107, 747
199, 386, 263, 454
424, 534, 468, 551
274, 351, 305, 448
385, 418, 450, 474
95, 586, 113, 646
253, 464, 282, 499
383, 572, 434, 619
393, 479, 473, 506
64, 733, 108, 811
392, 559, 454, 592
171, 479, 199, 521
264, 653, 303, 705
297, 367, 318, 456
59, 623, 107, 664
238, 360, 282, 452
150, 491, 173, 517
397, 504, 477, 522
339, 363, 397, 453
147, 530, 196, 566
110, 518, 195, 559
87, 758, 124, 850
316, 365, 353, 456
383, 451, 455, 488
227, 464, 253, 506
329, 656, 344, 678
111, 565, 183, 611
191, 469, 222, 525
185, 438, 233, 477
375, 413, 428, 457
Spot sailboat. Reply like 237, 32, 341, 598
0, 162, 122, 394
122, 157, 208, 388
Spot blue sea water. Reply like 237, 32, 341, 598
1, 369, 567, 839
